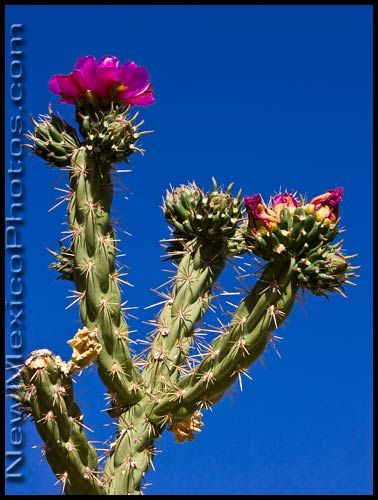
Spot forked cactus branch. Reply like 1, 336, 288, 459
13, 54, 358, 495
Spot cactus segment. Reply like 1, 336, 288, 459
142, 243, 226, 390
67, 147, 142, 405
102, 403, 162, 495
20, 350, 104, 495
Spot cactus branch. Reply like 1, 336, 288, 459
20, 350, 104, 495
67, 146, 143, 405
142, 242, 226, 391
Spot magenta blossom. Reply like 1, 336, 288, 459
306, 187, 344, 223
310, 187, 343, 209
48, 55, 154, 107
244, 194, 278, 230
271, 193, 299, 209
308, 187, 343, 222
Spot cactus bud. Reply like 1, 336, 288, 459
48, 243, 75, 281
27, 108, 81, 167
163, 181, 243, 250
244, 189, 343, 262
308, 187, 343, 224
295, 244, 356, 297
77, 107, 146, 164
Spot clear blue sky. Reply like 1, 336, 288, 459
5, 5, 372, 495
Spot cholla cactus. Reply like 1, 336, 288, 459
14, 54, 358, 495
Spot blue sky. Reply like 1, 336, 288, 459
5, 5, 372, 495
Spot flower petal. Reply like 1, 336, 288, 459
73, 56, 99, 92
74, 55, 97, 71
122, 88, 155, 106
119, 62, 151, 93
48, 74, 83, 98
97, 55, 120, 68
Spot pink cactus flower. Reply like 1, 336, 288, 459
244, 194, 278, 231
48, 55, 154, 107
310, 187, 343, 209
308, 187, 343, 223
271, 193, 299, 209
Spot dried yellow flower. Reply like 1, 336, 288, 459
169, 411, 204, 443
67, 327, 102, 372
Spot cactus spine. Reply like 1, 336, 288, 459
15, 55, 358, 495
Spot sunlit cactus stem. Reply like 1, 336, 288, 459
142, 180, 245, 390
66, 145, 142, 405
20, 350, 104, 495
19, 53, 358, 495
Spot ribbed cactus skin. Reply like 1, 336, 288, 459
21, 89, 357, 495
142, 183, 245, 388
20, 350, 104, 495
67, 146, 142, 405
102, 403, 162, 495
142, 244, 225, 388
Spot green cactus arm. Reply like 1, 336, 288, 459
149, 258, 298, 421
67, 146, 143, 405
20, 350, 104, 495
102, 402, 162, 495
141, 181, 245, 392
141, 241, 226, 390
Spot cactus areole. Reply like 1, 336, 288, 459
14, 55, 358, 495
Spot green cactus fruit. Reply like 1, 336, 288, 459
295, 243, 358, 296
27, 106, 81, 167
163, 178, 244, 251
76, 106, 149, 164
